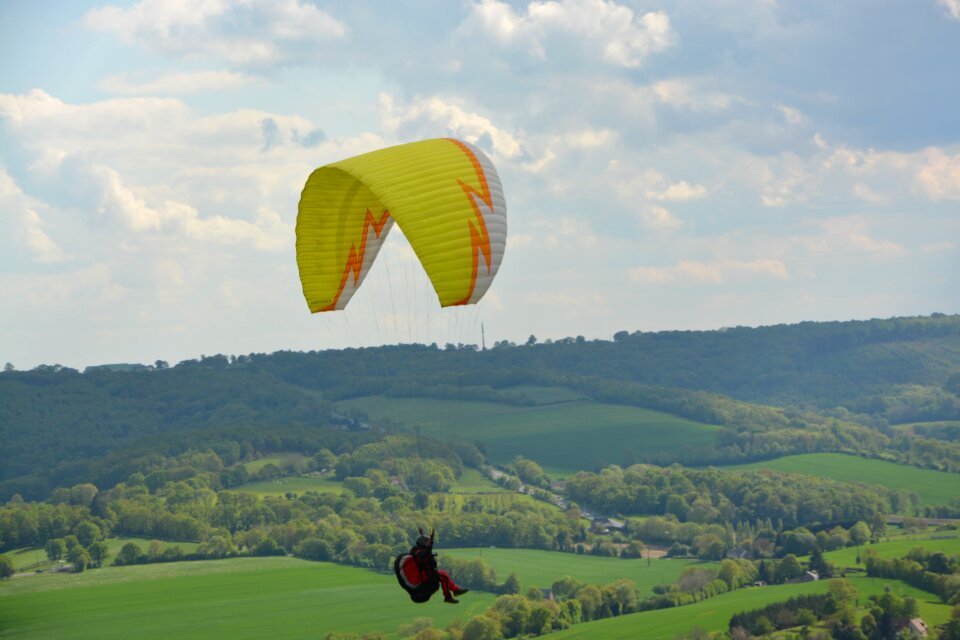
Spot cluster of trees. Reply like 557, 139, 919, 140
326, 566, 757, 640
565, 464, 892, 529
1, 439, 598, 577
864, 547, 960, 604
641, 560, 758, 611
629, 515, 876, 562
0, 425, 907, 590
728, 592, 835, 637
723, 579, 944, 640
333, 436, 484, 494
4, 314, 960, 502
474, 314, 960, 420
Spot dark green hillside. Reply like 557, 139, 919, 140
242, 314, 960, 422
3, 314, 959, 500
476, 314, 960, 421
335, 394, 721, 471
0, 364, 340, 499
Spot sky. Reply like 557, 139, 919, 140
1, 0, 958, 370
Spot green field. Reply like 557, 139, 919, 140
235, 465, 501, 498
450, 468, 503, 493
891, 420, 960, 433
242, 454, 312, 474
0, 557, 494, 639
233, 476, 344, 497
2, 552, 954, 640
8, 537, 200, 572
508, 385, 590, 404
335, 395, 720, 473
445, 548, 708, 594
548, 576, 952, 639
728, 453, 960, 506
824, 534, 960, 568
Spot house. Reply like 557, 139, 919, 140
788, 571, 820, 584
908, 618, 928, 638
590, 518, 626, 534
540, 588, 554, 601
726, 546, 750, 559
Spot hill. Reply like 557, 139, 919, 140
728, 453, 960, 507
546, 576, 954, 639
0, 557, 496, 639
2, 313, 959, 499
334, 395, 721, 472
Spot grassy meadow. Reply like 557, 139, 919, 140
891, 420, 960, 433
728, 453, 960, 506
8, 537, 200, 572
243, 454, 312, 474
823, 534, 960, 568
233, 476, 345, 498
335, 394, 720, 472
3, 553, 953, 640
548, 576, 953, 639
449, 467, 503, 493
0, 557, 494, 639
444, 548, 709, 594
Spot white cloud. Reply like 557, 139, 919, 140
0, 169, 70, 263
646, 180, 708, 202
652, 79, 740, 111
629, 259, 789, 284
0, 90, 347, 257
939, 0, 960, 20
84, 0, 346, 67
913, 147, 960, 201
852, 183, 890, 205
800, 218, 907, 259
607, 167, 707, 211
566, 128, 616, 149
379, 93, 522, 159
520, 149, 556, 174
528, 290, 605, 306
98, 70, 252, 95
638, 205, 683, 230
777, 104, 804, 125
4, 263, 127, 308
922, 241, 955, 253
461, 0, 675, 67
734, 135, 960, 208
91, 164, 290, 249
534, 216, 598, 248
507, 233, 535, 249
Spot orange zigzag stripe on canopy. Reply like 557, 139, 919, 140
320, 208, 391, 312
446, 138, 494, 306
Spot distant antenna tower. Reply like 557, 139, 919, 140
481, 322, 486, 351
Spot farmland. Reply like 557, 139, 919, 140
548, 576, 953, 639
727, 453, 960, 506
335, 394, 720, 472
0, 557, 494, 639
444, 547, 710, 594
7, 537, 200, 572
823, 534, 960, 568
2, 550, 954, 640
233, 475, 345, 498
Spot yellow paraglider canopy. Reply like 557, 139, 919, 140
296, 138, 507, 313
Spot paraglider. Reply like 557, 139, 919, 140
296, 139, 505, 603
394, 528, 468, 604
296, 138, 507, 312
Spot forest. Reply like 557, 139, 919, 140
2, 314, 959, 501
2, 314, 960, 638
